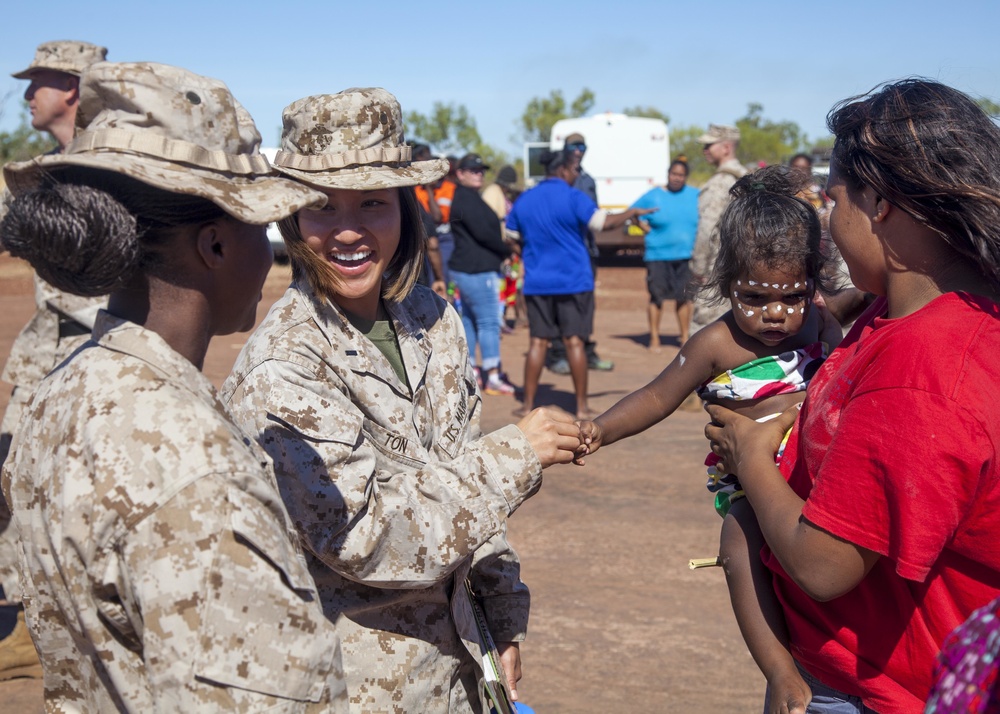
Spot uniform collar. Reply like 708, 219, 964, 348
300, 282, 433, 399
93, 310, 223, 411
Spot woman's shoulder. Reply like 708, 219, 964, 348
34, 346, 262, 505
872, 292, 1000, 348
227, 284, 337, 388
245, 284, 327, 352
850, 292, 1000, 398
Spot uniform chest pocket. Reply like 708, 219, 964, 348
362, 418, 427, 470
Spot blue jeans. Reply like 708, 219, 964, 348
450, 270, 502, 371
764, 663, 880, 714
437, 232, 454, 284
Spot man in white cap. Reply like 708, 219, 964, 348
0, 40, 107, 676
689, 123, 747, 332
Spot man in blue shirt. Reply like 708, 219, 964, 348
507, 150, 652, 418
545, 134, 615, 374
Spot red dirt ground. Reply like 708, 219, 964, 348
0, 255, 766, 713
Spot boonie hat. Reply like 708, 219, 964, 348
458, 154, 490, 171
11, 40, 108, 79
697, 124, 741, 145
272, 88, 448, 190
3, 62, 324, 225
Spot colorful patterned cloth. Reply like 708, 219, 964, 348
926, 596, 1000, 713
697, 342, 826, 402
699, 343, 826, 517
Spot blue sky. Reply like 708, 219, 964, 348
2, 0, 998, 159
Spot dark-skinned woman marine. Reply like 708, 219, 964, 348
0, 62, 345, 711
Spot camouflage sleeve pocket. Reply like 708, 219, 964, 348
193, 484, 337, 703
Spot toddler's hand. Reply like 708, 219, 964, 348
573, 420, 604, 465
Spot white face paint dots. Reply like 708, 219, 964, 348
728, 267, 815, 344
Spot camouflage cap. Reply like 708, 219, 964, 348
697, 124, 741, 145
11, 40, 108, 79
3, 62, 325, 224
272, 88, 449, 190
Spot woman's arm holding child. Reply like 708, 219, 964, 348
705, 405, 880, 602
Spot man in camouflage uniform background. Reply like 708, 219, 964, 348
0, 40, 108, 675
688, 124, 748, 333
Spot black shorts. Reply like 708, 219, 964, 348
646, 259, 694, 305
525, 292, 594, 340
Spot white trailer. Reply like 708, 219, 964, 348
523, 113, 670, 250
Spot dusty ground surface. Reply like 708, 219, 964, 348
0, 254, 766, 713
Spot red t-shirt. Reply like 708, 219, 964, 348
764, 292, 1000, 714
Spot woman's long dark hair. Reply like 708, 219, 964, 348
828, 78, 1000, 284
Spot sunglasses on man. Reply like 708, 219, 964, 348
565, 142, 587, 152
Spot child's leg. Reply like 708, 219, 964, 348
721, 498, 811, 714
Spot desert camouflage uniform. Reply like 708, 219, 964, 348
224, 282, 542, 714
0, 278, 106, 602
1, 311, 345, 712
689, 157, 748, 332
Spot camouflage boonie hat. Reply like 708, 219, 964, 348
3, 62, 325, 224
272, 88, 449, 190
697, 124, 741, 145
11, 40, 108, 79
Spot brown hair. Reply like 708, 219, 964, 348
279, 186, 427, 305
828, 78, 1000, 283
706, 165, 832, 304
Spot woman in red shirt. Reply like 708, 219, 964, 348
707, 79, 1000, 714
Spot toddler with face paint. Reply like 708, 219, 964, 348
577, 165, 851, 711
577, 165, 844, 502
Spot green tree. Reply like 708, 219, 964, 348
405, 102, 482, 156
518, 88, 596, 142
0, 95, 56, 165
735, 102, 806, 167
668, 124, 712, 185
977, 97, 1000, 118
622, 105, 670, 124
404, 102, 510, 182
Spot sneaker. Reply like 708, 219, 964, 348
484, 375, 516, 396
472, 367, 483, 389
547, 359, 570, 375
588, 358, 614, 371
